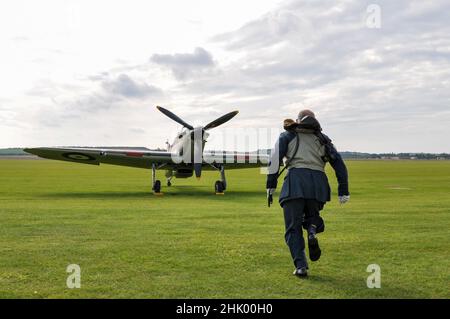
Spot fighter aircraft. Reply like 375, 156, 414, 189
24, 106, 268, 194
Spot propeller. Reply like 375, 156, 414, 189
156, 106, 194, 130
156, 106, 239, 178
204, 110, 239, 130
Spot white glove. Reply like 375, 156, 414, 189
339, 195, 350, 204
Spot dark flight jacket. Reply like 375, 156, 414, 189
266, 130, 349, 207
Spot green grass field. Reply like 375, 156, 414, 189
0, 159, 449, 298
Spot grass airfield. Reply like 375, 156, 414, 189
0, 159, 449, 298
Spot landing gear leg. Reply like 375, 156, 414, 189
214, 165, 226, 195
152, 163, 162, 194
220, 165, 227, 190
165, 169, 173, 187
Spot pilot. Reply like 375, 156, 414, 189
266, 109, 350, 278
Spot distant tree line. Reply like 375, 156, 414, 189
340, 152, 450, 160
255, 150, 450, 160
0, 148, 28, 155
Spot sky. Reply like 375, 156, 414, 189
1, 0, 449, 153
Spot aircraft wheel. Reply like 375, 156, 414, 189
215, 181, 225, 194
153, 180, 161, 193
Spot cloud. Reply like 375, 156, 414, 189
150, 47, 215, 80
87, 72, 110, 82
20, 71, 167, 138
206, 1, 450, 100
172, 0, 450, 152
212, 9, 311, 51
101, 74, 163, 98
2, 0, 449, 152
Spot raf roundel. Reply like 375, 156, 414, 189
62, 152, 96, 161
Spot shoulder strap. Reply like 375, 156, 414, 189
314, 131, 329, 145
314, 131, 337, 163
277, 133, 300, 178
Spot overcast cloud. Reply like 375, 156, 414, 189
1, 0, 449, 152
150, 47, 215, 80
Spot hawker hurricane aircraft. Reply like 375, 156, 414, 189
24, 106, 268, 194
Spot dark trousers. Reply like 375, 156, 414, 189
282, 198, 322, 269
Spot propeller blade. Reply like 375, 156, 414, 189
156, 106, 194, 130
204, 110, 239, 130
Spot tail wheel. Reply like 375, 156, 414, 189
153, 180, 161, 193
215, 181, 225, 194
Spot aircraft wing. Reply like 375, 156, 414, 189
23, 148, 270, 170
23, 147, 174, 169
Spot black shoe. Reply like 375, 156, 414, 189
293, 267, 308, 277
308, 234, 321, 261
